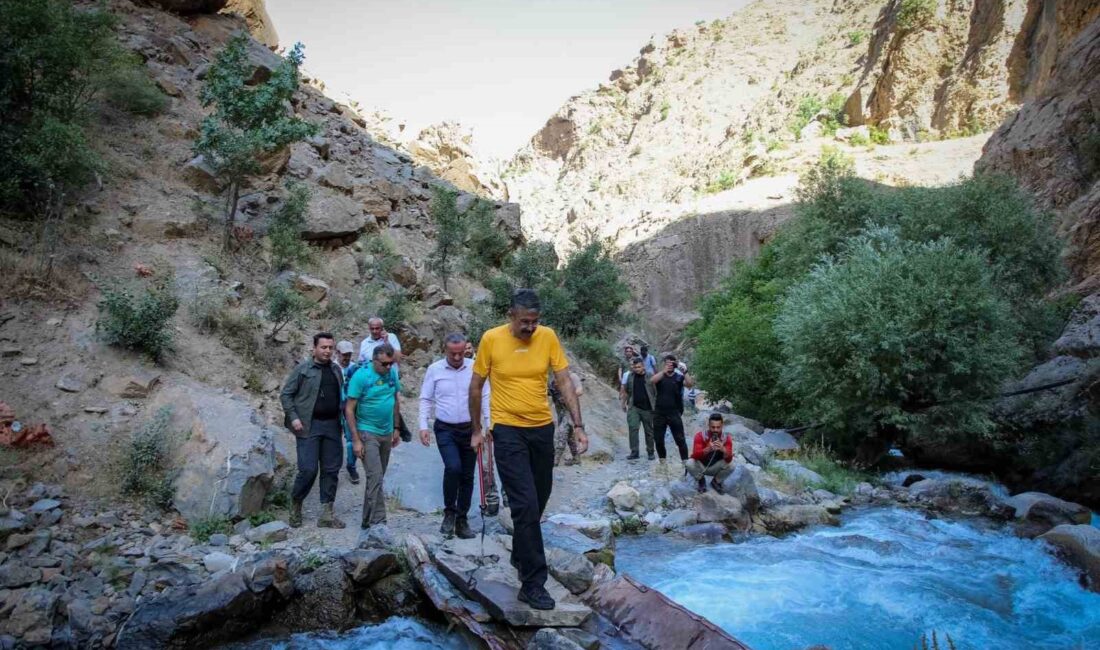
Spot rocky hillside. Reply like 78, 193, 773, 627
0, 0, 525, 520
504, 0, 1065, 336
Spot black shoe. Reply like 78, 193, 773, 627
626, 452, 640, 460
696, 477, 707, 493
517, 584, 555, 610
454, 516, 476, 539
647, 452, 655, 461
711, 477, 725, 494
347, 464, 360, 484
440, 512, 456, 538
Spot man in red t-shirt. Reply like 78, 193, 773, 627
687, 413, 734, 493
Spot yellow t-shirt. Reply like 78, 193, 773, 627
473, 324, 569, 427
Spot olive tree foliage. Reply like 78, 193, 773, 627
0, 1, 121, 257
195, 34, 316, 251
428, 187, 465, 290
775, 230, 1022, 459
691, 150, 1064, 461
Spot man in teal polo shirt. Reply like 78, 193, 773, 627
345, 343, 402, 534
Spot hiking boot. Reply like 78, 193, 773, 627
696, 477, 707, 494
626, 452, 640, 460
455, 516, 476, 539
647, 452, 656, 461
289, 500, 303, 528
658, 457, 667, 465
440, 511, 456, 538
517, 584, 555, 610
347, 464, 360, 485
318, 503, 346, 529
711, 477, 725, 494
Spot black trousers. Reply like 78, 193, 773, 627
493, 422, 555, 589
652, 410, 689, 461
291, 418, 342, 504
435, 420, 476, 517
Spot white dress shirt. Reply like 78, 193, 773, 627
418, 357, 490, 430
358, 332, 402, 365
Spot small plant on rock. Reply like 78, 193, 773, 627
97, 272, 180, 361
190, 516, 232, 543
268, 182, 314, 272
265, 283, 311, 339
119, 406, 176, 510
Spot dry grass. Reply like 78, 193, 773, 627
0, 247, 90, 303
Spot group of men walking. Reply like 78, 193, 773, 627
279, 290, 585, 611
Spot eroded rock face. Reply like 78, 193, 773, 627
978, 16, 1100, 289
221, 0, 278, 49
407, 122, 507, 199
150, 381, 280, 522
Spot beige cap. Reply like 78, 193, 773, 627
336, 340, 355, 354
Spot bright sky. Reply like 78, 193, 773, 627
266, 0, 750, 159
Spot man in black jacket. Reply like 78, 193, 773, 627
279, 332, 347, 529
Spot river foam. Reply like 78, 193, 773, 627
617, 507, 1100, 650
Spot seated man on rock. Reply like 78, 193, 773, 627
687, 412, 734, 493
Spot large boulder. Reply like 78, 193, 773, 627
118, 557, 292, 648
150, 381, 280, 522
721, 465, 761, 514
1007, 491, 1092, 537
907, 477, 1013, 520
584, 575, 750, 649
606, 482, 640, 511
1040, 524, 1100, 592
693, 492, 746, 528
759, 504, 837, 534
301, 190, 372, 240
771, 459, 824, 487
759, 428, 799, 451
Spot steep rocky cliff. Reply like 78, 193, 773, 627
503, 0, 1053, 336
0, 0, 523, 508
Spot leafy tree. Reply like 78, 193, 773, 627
195, 34, 316, 251
265, 283, 311, 339
557, 236, 630, 336
268, 181, 313, 271
775, 230, 1022, 461
462, 198, 511, 279
428, 187, 465, 289
503, 240, 558, 289
0, 0, 122, 252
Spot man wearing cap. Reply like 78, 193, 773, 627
335, 340, 361, 485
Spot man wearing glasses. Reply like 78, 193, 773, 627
469, 289, 586, 611
345, 343, 402, 539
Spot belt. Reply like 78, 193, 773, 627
435, 420, 473, 429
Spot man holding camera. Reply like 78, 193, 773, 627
650, 354, 690, 465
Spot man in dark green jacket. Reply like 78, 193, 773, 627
279, 332, 347, 529
621, 357, 657, 461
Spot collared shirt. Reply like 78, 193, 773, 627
358, 332, 402, 365
418, 357, 491, 430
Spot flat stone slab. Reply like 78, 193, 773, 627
434, 551, 592, 627
542, 522, 607, 557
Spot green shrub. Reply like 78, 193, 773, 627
463, 198, 511, 279
120, 406, 176, 510
189, 516, 232, 543
555, 237, 630, 337
775, 230, 1022, 456
790, 94, 846, 138
378, 287, 414, 327
265, 283, 311, 339
269, 182, 314, 271
503, 240, 558, 289
788, 439, 874, 494
898, 0, 936, 30
248, 510, 277, 526
428, 186, 465, 289
848, 130, 870, 146
97, 273, 180, 361
659, 100, 671, 122
105, 63, 168, 116
704, 170, 738, 194
571, 335, 618, 379
869, 125, 890, 144
847, 29, 869, 46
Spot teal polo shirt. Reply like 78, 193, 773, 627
346, 364, 401, 435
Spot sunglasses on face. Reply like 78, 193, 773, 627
377, 360, 394, 367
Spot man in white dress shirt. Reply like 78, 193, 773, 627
358, 317, 403, 365
418, 333, 490, 539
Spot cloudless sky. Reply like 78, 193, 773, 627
266, 0, 750, 159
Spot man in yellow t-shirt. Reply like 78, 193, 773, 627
469, 288, 586, 611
